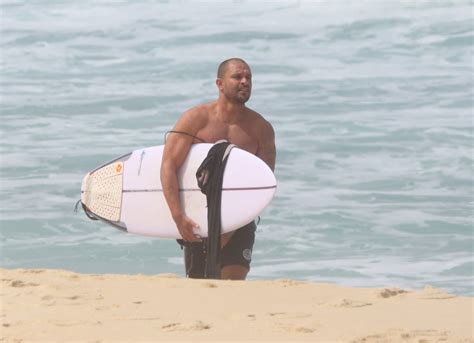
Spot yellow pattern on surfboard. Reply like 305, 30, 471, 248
81, 162, 123, 222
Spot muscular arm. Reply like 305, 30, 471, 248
160, 108, 205, 241
256, 120, 276, 172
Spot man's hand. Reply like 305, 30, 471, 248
175, 214, 202, 242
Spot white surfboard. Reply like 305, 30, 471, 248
80, 143, 277, 238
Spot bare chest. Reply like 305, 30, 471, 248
196, 123, 258, 154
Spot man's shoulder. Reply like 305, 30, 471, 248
246, 108, 273, 132
180, 102, 214, 122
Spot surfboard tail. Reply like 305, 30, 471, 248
81, 162, 124, 222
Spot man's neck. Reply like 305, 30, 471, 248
215, 99, 246, 124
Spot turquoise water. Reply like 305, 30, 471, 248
1, 1, 472, 296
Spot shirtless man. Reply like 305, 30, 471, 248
160, 58, 276, 280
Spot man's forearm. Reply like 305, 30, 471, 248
160, 165, 184, 222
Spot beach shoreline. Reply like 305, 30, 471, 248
1, 268, 472, 342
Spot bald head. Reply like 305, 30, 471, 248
217, 58, 249, 78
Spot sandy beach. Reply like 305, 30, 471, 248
1, 268, 472, 342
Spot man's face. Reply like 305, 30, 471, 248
219, 61, 252, 104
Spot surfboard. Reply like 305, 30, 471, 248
80, 143, 277, 238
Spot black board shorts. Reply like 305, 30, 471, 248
220, 221, 256, 269
181, 221, 257, 278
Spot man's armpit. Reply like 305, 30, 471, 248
257, 145, 276, 171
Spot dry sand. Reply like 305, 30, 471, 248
1, 268, 472, 342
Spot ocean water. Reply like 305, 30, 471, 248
1, 1, 472, 296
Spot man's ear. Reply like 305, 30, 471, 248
216, 78, 223, 91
